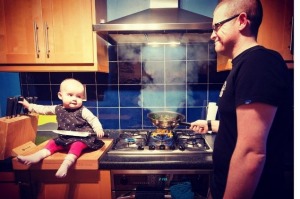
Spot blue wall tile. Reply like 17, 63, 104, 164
99, 108, 120, 129
120, 108, 142, 129
97, 85, 119, 107
142, 61, 164, 84
119, 85, 141, 107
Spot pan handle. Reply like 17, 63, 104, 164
179, 122, 191, 127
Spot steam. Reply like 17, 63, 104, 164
118, 44, 206, 113
118, 44, 141, 62
138, 45, 194, 113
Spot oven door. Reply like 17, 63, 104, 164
111, 170, 211, 199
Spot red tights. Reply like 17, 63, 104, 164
45, 139, 88, 157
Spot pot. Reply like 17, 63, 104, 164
147, 111, 191, 129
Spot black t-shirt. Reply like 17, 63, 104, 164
211, 46, 293, 199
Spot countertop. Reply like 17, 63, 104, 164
0, 125, 216, 171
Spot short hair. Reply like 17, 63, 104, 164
216, 0, 263, 38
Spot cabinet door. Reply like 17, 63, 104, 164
42, 0, 94, 63
30, 170, 112, 199
0, 0, 95, 65
0, 0, 44, 63
0, 172, 21, 199
257, 0, 293, 61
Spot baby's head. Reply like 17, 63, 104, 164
58, 78, 85, 109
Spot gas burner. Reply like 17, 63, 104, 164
151, 129, 173, 138
148, 137, 175, 150
151, 133, 173, 141
111, 130, 148, 151
107, 129, 212, 155
177, 136, 209, 151
186, 138, 204, 148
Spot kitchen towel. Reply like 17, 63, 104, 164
206, 102, 218, 120
170, 181, 194, 199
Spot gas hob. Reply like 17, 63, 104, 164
105, 129, 213, 155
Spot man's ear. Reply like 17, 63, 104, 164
58, 92, 63, 100
238, 12, 249, 31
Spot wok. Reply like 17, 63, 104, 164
147, 111, 191, 129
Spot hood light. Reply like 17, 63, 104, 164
147, 41, 180, 46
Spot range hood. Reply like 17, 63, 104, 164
93, 0, 213, 45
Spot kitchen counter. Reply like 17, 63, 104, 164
98, 134, 216, 170
0, 129, 216, 171
35, 124, 217, 171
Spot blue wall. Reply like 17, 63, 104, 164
0, 73, 21, 117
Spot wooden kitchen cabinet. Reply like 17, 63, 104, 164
29, 170, 111, 199
12, 139, 114, 198
0, 0, 108, 72
217, 0, 294, 71
0, 172, 20, 199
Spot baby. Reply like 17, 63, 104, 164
17, 78, 104, 178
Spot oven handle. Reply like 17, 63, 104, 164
117, 195, 172, 199
116, 195, 135, 199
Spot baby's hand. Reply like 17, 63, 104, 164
96, 129, 104, 139
18, 98, 30, 109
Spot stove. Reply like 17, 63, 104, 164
105, 129, 212, 155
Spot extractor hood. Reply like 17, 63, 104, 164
93, 0, 213, 45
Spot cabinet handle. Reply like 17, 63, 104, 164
34, 22, 40, 58
289, 16, 293, 55
44, 22, 50, 58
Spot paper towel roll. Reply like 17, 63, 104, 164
206, 102, 218, 120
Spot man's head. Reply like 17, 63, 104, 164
58, 78, 85, 109
211, 0, 263, 57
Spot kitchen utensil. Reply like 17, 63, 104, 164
15, 96, 24, 116
20, 96, 38, 115
5, 97, 14, 118
12, 97, 19, 117
52, 130, 95, 137
147, 111, 191, 129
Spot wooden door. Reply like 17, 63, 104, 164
30, 170, 112, 199
0, 0, 45, 63
257, 0, 294, 61
0, 172, 20, 199
0, 0, 94, 64
42, 0, 94, 63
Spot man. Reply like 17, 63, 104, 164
190, 0, 293, 198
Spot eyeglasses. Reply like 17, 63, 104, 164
212, 14, 240, 32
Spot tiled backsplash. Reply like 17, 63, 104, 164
20, 42, 229, 129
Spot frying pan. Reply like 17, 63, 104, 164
147, 111, 191, 129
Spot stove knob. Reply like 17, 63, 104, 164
169, 145, 175, 150
120, 175, 128, 185
178, 145, 185, 151
149, 145, 155, 150
159, 145, 165, 150
138, 145, 144, 150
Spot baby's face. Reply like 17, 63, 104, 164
59, 84, 84, 109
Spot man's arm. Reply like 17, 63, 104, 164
223, 102, 277, 199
